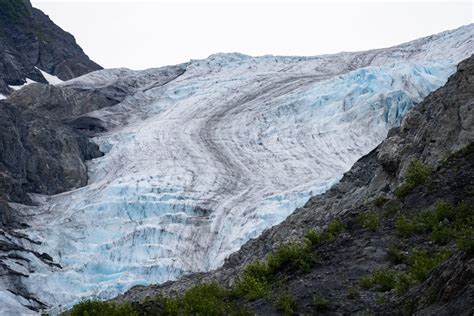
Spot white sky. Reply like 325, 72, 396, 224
31, 0, 473, 70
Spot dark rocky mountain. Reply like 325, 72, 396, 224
115, 55, 474, 315
0, 0, 102, 95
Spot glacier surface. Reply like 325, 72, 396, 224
4, 24, 474, 314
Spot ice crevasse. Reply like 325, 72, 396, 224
4, 24, 473, 314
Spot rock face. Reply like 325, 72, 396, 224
0, 0, 102, 95
116, 56, 474, 315
0, 84, 112, 205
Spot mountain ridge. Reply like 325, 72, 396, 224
0, 0, 102, 96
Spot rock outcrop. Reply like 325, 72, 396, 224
0, 0, 102, 95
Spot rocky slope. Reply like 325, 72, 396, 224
0, 0, 101, 96
115, 55, 474, 315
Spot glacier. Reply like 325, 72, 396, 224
3, 24, 474, 314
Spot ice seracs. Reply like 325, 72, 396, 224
4, 24, 474, 314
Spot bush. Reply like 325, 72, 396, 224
275, 294, 297, 315
360, 268, 401, 292
456, 227, 474, 253
312, 293, 329, 311
357, 211, 381, 232
242, 261, 270, 281
347, 287, 360, 300
326, 218, 345, 236
370, 269, 399, 292
68, 299, 138, 316
431, 225, 455, 245
235, 241, 317, 299
178, 283, 232, 315
267, 242, 316, 273
386, 243, 405, 265
394, 273, 415, 296
359, 275, 373, 289
234, 261, 270, 300
372, 196, 389, 207
407, 249, 451, 282
234, 273, 270, 300
395, 160, 432, 197
395, 215, 421, 237
153, 283, 250, 316
304, 229, 326, 247
417, 201, 455, 231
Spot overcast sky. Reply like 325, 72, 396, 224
31, 0, 473, 70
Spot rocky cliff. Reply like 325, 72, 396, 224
115, 55, 474, 315
0, 0, 102, 96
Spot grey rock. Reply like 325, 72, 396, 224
0, 0, 101, 95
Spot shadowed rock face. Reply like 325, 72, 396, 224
0, 0, 102, 95
0, 83, 118, 204
116, 55, 474, 315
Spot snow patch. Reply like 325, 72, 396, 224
36, 67, 63, 85
9, 78, 36, 91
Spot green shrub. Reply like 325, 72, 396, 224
358, 211, 381, 232
234, 241, 317, 299
327, 218, 345, 236
234, 270, 270, 300
347, 287, 360, 299
395, 215, 421, 237
372, 196, 389, 207
431, 225, 455, 245
304, 229, 326, 247
363, 248, 453, 296
395, 160, 432, 197
370, 269, 398, 292
407, 249, 451, 282
242, 260, 270, 281
359, 275, 373, 289
456, 227, 474, 253
68, 299, 138, 316
394, 273, 415, 296
386, 243, 405, 265
312, 293, 329, 311
178, 283, 231, 315
267, 242, 315, 273
417, 201, 455, 232
153, 283, 249, 316
275, 294, 297, 315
